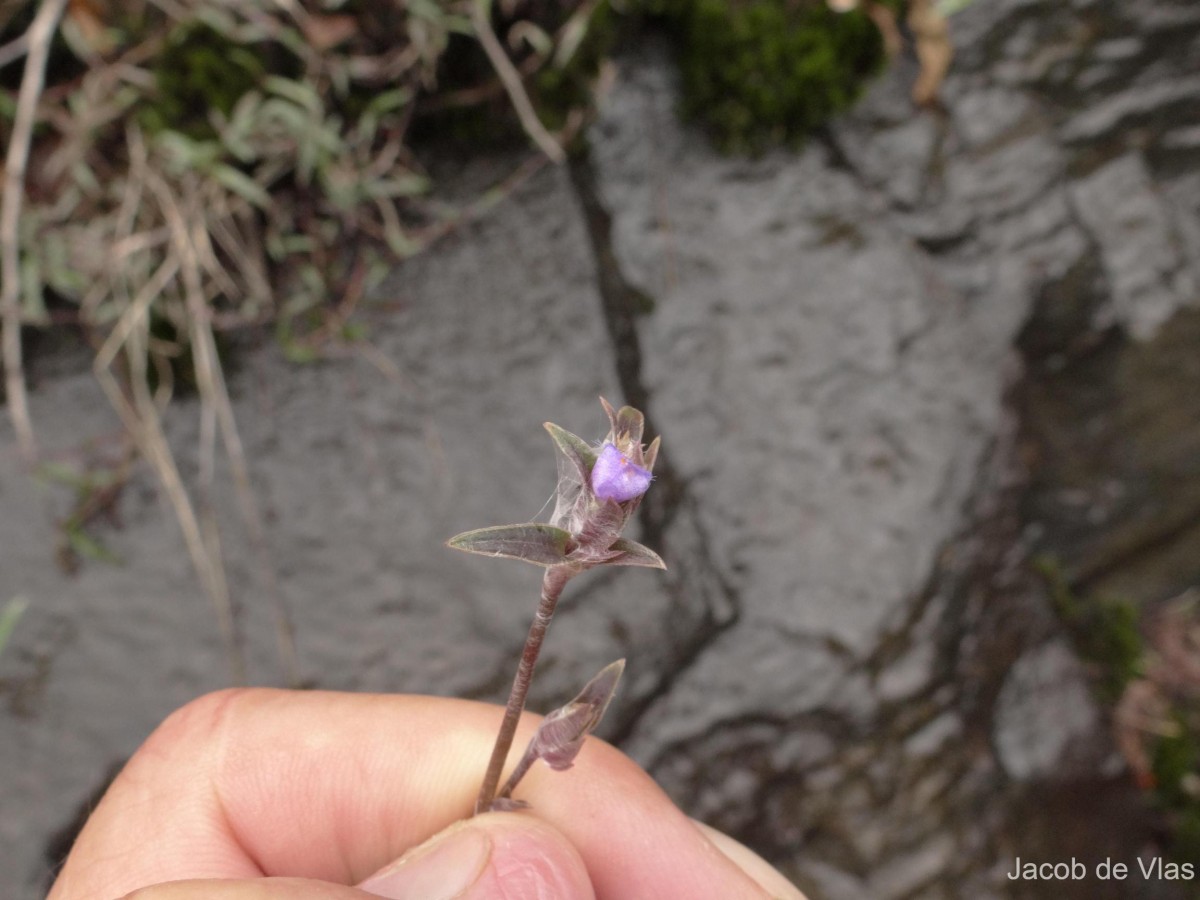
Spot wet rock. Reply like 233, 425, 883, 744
588, 1, 1200, 895
5, 1, 1200, 898
1069, 153, 1198, 338
1018, 303, 1200, 605
992, 640, 1104, 781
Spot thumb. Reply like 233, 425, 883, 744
358, 812, 596, 900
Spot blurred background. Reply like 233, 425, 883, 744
2, 0, 1199, 897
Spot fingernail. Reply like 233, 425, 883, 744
358, 822, 492, 900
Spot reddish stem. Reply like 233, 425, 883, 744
474, 564, 574, 814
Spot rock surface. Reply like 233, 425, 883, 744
3, 1, 1200, 898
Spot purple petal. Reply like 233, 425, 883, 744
590, 443, 652, 502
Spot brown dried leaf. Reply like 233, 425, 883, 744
303, 15, 358, 53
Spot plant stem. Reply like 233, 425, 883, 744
495, 746, 537, 802
469, 0, 565, 164
475, 564, 574, 814
1, 0, 69, 465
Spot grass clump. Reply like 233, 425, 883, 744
0, 0, 611, 682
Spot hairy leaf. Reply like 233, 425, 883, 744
528, 658, 625, 770
544, 421, 597, 477
447, 523, 573, 566
606, 537, 666, 569
643, 435, 661, 473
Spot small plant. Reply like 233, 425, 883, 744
448, 397, 664, 812
37, 457, 131, 573
1112, 593, 1200, 863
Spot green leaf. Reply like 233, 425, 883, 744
447, 523, 573, 567
20, 254, 46, 323
261, 98, 309, 135
544, 422, 597, 479
66, 528, 121, 564
281, 340, 320, 364
606, 537, 666, 569
365, 175, 430, 199
264, 76, 324, 115
212, 164, 271, 209
363, 88, 411, 119
36, 461, 86, 489
0, 597, 28, 658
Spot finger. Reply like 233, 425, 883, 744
357, 812, 594, 899
120, 878, 370, 899
51, 689, 776, 900
693, 821, 807, 900
119, 814, 595, 900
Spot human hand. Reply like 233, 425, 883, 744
49, 689, 804, 899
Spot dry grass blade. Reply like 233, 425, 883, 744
8, 0, 608, 685
1, 0, 69, 465
149, 173, 299, 686
93, 305, 247, 683
470, 0, 565, 164
190, 221, 299, 686
84, 126, 247, 683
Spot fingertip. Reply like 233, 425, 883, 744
359, 813, 594, 900
692, 820, 807, 900
478, 813, 596, 899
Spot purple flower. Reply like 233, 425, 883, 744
448, 399, 664, 570
590, 443, 652, 502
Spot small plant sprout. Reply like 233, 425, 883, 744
448, 398, 664, 813
492, 659, 626, 811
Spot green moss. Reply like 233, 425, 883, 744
1153, 721, 1198, 807
644, 0, 886, 153
416, 0, 886, 157
1172, 807, 1200, 870
1035, 555, 1143, 701
1151, 716, 1200, 863
139, 23, 282, 139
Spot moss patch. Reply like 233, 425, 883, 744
1152, 714, 1200, 864
642, 0, 887, 152
1035, 556, 1143, 702
140, 23, 280, 139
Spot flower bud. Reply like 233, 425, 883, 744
448, 399, 664, 571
